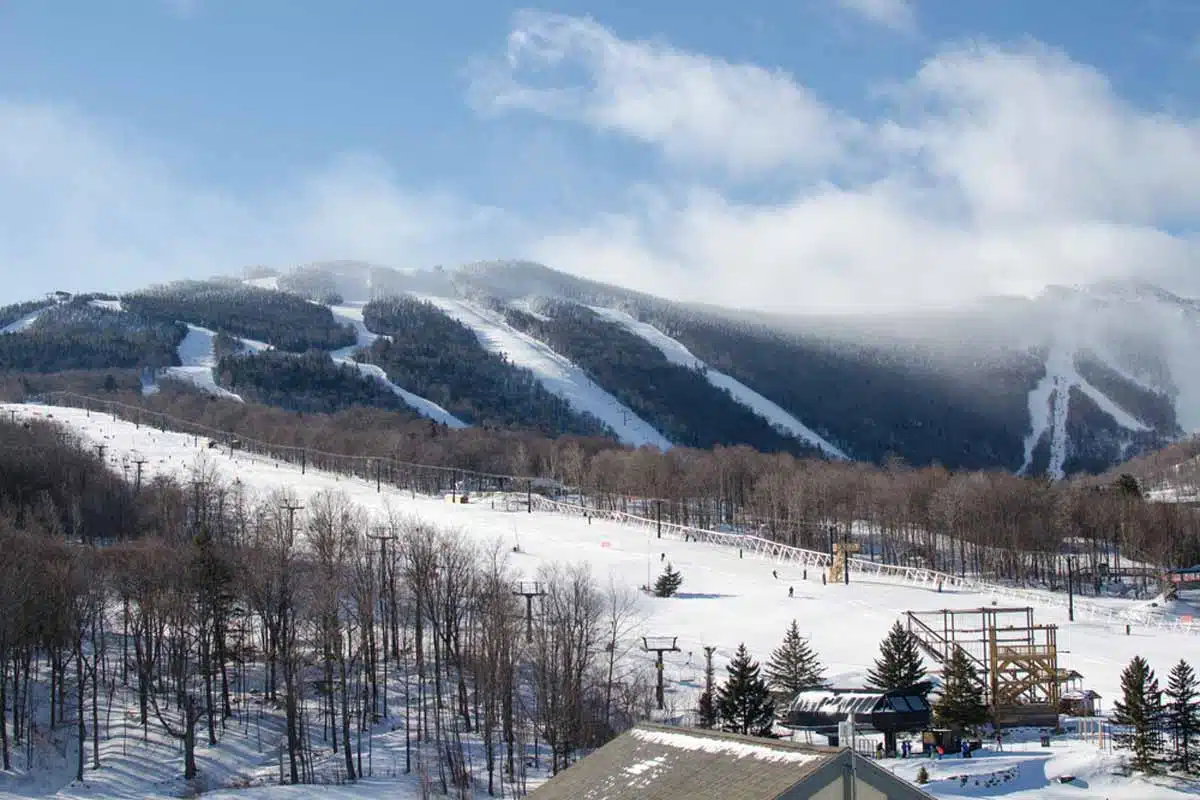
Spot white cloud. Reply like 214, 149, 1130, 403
468, 11, 858, 177
835, 0, 917, 33
474, 17, 1200, 313
0, 101, 516, 301
4, 15, 1200, 318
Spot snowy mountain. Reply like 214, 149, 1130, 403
1, 262, 1194, 474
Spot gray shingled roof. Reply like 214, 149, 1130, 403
529, 724, 836, 800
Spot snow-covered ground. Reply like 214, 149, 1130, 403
87, 299, 123, 313
0, 309, 46, 334
328, 303, 468, 429
590, 307, 847, 459
160, 325, 245, 402
411, 295, 671, 449
5, 403, 1200, 798
243, 276, 280, 291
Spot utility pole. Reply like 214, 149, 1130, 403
512, 581, 547, 643
366, 529, 399, 718
656, 499, 663, 539
843, 531, 850, 586
279, 500, 303, 543
1067, 555, 1075, 622
643, 636, 681, 711
131, 453, 147, 494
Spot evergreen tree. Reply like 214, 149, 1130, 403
716, 643, 775, 737
933, 646, 988, 732
764, 620, 826, 695
1165, 659, 1200, 774
653, 563, 683, 598
1112, 656, 1165, 773
865, 621, 929, 694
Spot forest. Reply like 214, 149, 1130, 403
362, 297, 611, 438
122, 281, 357, 353
24, 387, 1200, 582
502, 303, 817, 455
216, 350, 417, 415
0, 298, 55, 330
0, 413, 659, 792
0, 303, 185, 373
623, 304, 1046, 470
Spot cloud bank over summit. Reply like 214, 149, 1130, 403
2, 9, 1198, 313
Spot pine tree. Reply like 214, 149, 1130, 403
653, 563, 683, 598
716, 643, 776, 737
865, 621, 929, 693
764, 620, 826, 695
1112, 656, 1165, 773
933, 646, 988, 732
1164, 659, 1199, 774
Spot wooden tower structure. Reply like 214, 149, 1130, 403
827, 540, 861, 584
904, 606, 1062, 728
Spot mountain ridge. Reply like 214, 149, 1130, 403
0, 260, 1192, 475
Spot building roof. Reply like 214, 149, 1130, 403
530, 723, 935, 800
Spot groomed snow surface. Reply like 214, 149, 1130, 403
328, 303, 468, 429
0, 309, 46, 334
5, 403, 1200, 798
412, 295, 671, 449
589, 307, 847, 459
160, 325, 245, 402
1021, 341, 1150, 479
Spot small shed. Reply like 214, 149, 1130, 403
1060, 689, 1101, 717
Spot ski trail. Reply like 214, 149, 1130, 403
589, 307, 846, 459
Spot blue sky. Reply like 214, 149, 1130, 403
1, 0, 1198, 311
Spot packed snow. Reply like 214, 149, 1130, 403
628, 728, 819, 764
590, 307, 848, 459
242, 276, 280, 291
411, 295, 671, 449
0, 309, 46, 334
160, 325, 245, 402
7, 402, 1200, 799
1021, 341, 1149, 479
328, 303, 468, 429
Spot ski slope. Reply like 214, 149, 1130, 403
329, 303, 468, 429
0, 308, 46, 334
590, 307, 847, 459
1021, 342, 1149, 479
161, 325, 245, 402
412, 295, 671, 449
6, 403, 1199, 798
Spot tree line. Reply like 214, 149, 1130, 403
0, 302, 184, 374
362, 297, 611, 438
501, 302, 817, 455
22, 387, 1200, 583
0, 413, 662, 793
122, 281, 357, 353
216, 350, 417, 416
